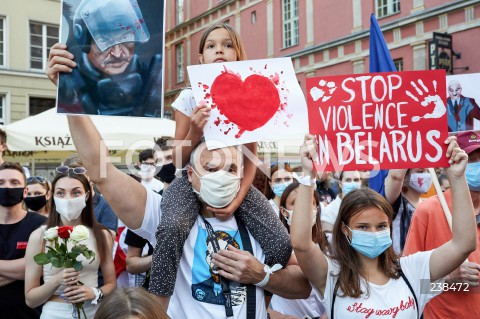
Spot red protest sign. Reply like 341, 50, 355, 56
306, 70, 449, 172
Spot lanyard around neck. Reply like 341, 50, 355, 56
200, 215, 256, 319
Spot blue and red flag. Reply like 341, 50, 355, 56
368, 13, 397, 196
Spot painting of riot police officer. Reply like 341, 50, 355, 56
58, 0, 164, 117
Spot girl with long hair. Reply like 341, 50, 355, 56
25, 167, 116, 319
291, 134, 476, 319
269, 181, 328, 318
264, 163, 294, 215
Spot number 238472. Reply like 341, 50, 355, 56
429, 282, 470, 292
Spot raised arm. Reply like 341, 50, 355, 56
384, 169, 407, 204
290, 134, 329, 295
429, 137, 477, 281
172, 104, 210, 168
67, 116, 147, 229
46, 43, 147, 229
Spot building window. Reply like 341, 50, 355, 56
29, 97, 55, 116
376, 0, 400, 18
176, 43, 184, 83
0, 94, 6, 125
0, 17, 5, 67
282, 0, 299, 48
176, 0, 184, 25
439, 14, 448, 30
465, 6, 474, 22
393, 58, 403, 71
413, 43, 426, 70
251, 11, 257, 24
353, 60, 365, 74
393, 28, 401, 42
30, 22, 59, 70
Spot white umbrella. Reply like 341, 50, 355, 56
6, 108, 175, 152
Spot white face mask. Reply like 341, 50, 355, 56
283, 208, 317, 226
54, 195, 87, 221
140, 164, 156, 178
192, 169, 241, 208
408, 172, 432, 194
140, 164, 155, 172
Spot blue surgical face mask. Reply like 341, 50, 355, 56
345, 225, 392, 259
272, 182, 291, 198
341, 181, 361, 196
466, 162, 480, 191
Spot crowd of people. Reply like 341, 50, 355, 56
0, 22, 478, 319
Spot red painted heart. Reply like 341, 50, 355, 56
210, 71, 281, 132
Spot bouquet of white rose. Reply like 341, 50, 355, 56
34, 225, 95, 319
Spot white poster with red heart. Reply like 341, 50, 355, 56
187, 58, 309, 149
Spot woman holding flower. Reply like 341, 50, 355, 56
24, 167, 116, 319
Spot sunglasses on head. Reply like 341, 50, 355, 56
55, 166, 87, 175
27, 176, 47, 184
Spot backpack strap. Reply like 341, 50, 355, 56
398, 267, 423, 319
235, 214, 256, 319
330, 278, 340, 319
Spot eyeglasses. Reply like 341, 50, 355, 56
27, 176, 47, 184
55, 166, 87, 174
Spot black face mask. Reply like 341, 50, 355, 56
24, 195, 47, 211
156, 163, 176, 183
0, 187, 25, 207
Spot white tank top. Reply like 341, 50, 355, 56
41, 226, 101, 295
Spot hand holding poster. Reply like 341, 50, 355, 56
306, 70, 449, 172
187, 58, 308, 149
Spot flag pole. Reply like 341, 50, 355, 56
428, 168, 452, 229
428, 167, 469, 262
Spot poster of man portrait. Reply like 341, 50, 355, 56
446, 73, 480, 133
57, 0, 165, 117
